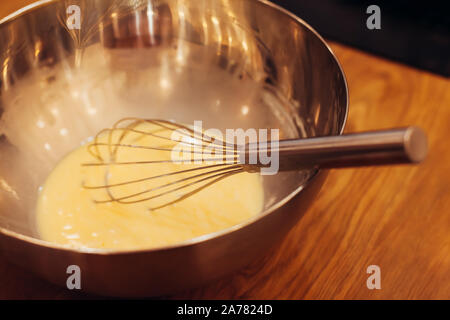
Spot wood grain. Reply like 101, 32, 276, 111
0, 1, 449, 300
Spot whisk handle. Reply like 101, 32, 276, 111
247, 127, 428, 170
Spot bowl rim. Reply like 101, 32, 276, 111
0, 0, 348, 255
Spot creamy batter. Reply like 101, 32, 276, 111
36, 121, 264, 250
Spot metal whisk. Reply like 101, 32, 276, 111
82, 118, 427, 210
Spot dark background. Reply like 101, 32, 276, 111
273, 0, 449, 77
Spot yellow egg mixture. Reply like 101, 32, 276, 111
36, 121, 264, 250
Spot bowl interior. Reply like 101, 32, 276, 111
0, 0, 347, 241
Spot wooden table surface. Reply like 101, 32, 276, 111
0, 1, 449, 300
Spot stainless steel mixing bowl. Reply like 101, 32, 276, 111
0, 0, 347, 297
